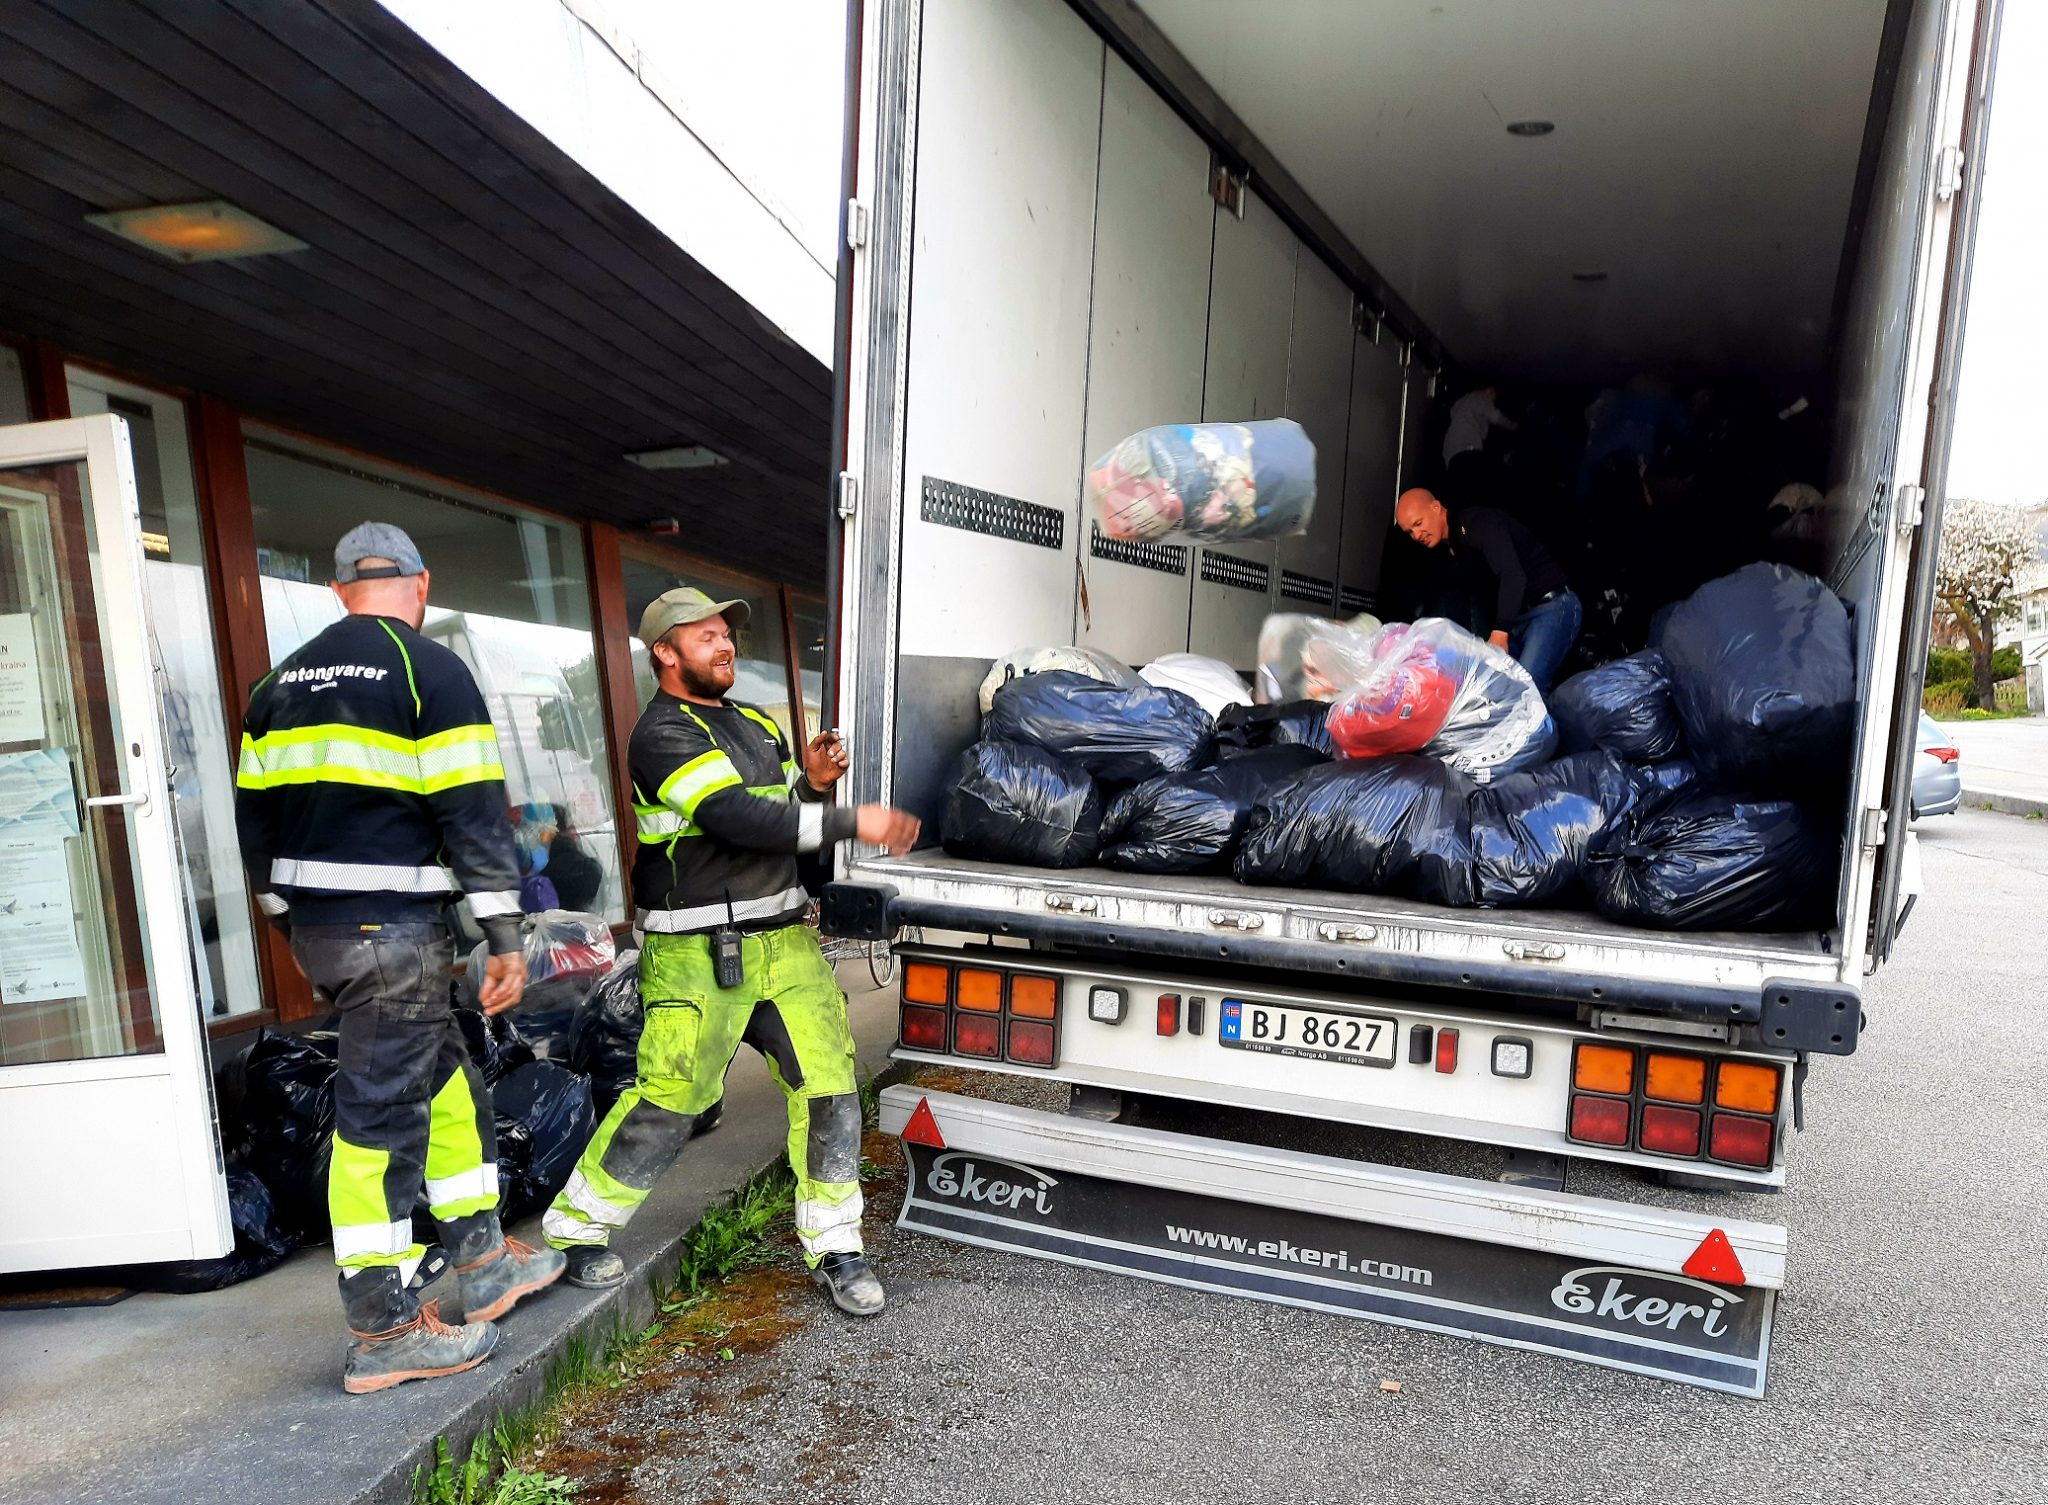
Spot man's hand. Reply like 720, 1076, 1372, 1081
804, 730, 850, 790
1488, 629, 1511, 651
856, 804, 922, 856
479, 950, 528, 1016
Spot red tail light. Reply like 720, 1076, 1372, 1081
953, 1011, 1002, 1058
1927, 746, 1958, 764
1709, 1114, 1776, 1167
1569, 1095, 1631, 1145
1156, 994, 1181, 1037
900, 1005, 947, 1051
1639, 1104, 1703, 1157
1435, 1027, 1460, 1074
1006, 1019, 1056, 1066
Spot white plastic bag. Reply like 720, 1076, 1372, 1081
1138, 654, 1251, 717
977, 645, 1141, 715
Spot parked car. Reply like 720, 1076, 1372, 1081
1913, 712, 1962, 818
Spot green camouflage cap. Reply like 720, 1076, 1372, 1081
638, 585, 751, 650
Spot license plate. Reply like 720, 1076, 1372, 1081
1218, 1000, 1397, 1068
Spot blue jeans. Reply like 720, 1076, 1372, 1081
1507, 590, 1582, 694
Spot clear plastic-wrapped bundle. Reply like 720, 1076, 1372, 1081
1254, 614, 1380, 705
1138, 654, 1252, 717
1325, 619, 1556, 784
1089, 419, 1316, 545
942, 741, 1104, 868
1099, 746, 1325, 875
978, 645, 1142, 715
984, 671, 1213, 787
1234, 756, 1476, 907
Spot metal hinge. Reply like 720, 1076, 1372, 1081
1503, 940, 1566, 963
845, 198, 869, 250
1209, 159, 1248, 218
1861, 807, 1888, 850
1208, 908, 1265, 932
1353, 302, 1384, 344
1399, 340, 1416, 370
835, 471, 858, 520
1893, 482, 1925, 534
1045, 892, 1099, 915
1934, 144, 1965, 202
1316, 920, 1379, 944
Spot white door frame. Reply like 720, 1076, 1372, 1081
0, 414, 231, 1271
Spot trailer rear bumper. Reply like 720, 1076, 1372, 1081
881, 1085, 1787, 1394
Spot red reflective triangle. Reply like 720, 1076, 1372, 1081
901, 1096, 946, 1149
1682, 1228, 1746, 1286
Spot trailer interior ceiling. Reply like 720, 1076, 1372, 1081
1136, 0, 1893, 381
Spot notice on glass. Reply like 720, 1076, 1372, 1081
0, 747, 81, 841
0, 836, 88, 1006
0, 613, 45, 744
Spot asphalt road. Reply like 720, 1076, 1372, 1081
545, 809, 2048, 1505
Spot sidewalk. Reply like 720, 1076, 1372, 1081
0, 967, 901, 1505
1935, 714, 2048, 816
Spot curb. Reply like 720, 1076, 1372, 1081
362, 1056, 919, 1505
1961, 788, 2048, 820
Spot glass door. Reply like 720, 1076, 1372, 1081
0, 415, 230, 1271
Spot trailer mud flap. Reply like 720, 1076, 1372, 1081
891, 1107, 1776, 1396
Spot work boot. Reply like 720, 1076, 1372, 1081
343, 1301, 497, 1395
456, 1237, 567, 1325
811, 1252, 886, 1316
561, 1244, 627, 1289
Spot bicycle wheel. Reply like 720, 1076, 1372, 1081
867, 936, 898, 989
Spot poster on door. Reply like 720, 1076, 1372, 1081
0, 835, 87, 1005
0, 612, 47, 745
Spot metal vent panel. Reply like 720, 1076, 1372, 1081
1089, 524, 1188, 575
921, 476, 1065, 550
1279, 570, 1336, 608
1339, 585, 1379, 615
1200, 552, 1271, 594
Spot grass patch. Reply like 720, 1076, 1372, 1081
409, 1169, 799, 1505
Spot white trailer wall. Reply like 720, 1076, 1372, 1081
892, 0, 1414, 717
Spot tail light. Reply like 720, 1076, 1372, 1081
1567, 1042, 1783, 1168
1926, 745, 1958, 764
1156, 994, 1181, 1037
897, 958, 1062, 1068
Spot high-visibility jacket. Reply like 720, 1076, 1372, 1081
628, 694, 855, 934
235, 613, 523, 950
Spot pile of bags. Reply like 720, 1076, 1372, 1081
940, 563, 1854, 935
138, 913, 655, 1294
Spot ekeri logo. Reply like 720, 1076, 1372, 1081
925, 1152, 1058, 1217
1550, 1265, 1744, 1338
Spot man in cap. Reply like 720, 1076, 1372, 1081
543, 587, 919, 1314
1393, 488, 1581, 692
236, 523, 564, 1393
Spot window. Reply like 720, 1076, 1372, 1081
243, 432, 625, 923
0, 345, 29, 424
68, 370, 265, 1022
791, 592, 827, 740
619, 549, 797, 746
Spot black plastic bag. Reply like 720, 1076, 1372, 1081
1101, 746, 1325, 874
984, 670, 1213, 786
1549, 651, 1685, 763
1213, 698, 1335, 758
455, 1006, 538, 1087
236, 1028, 340, 1241
1659, 564, 1854, 786
568, 954, 644, 1118
1629, 757, 1702, 814
1236, 757, 1476, 906
1470, 751, 1640, 907
942, 740, 1104, 868
490, 1061, 597, 1222
1586, 793, 1837, 932
128, 1163, 301, 1293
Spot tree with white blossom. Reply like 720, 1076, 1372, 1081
1933, 497, 2039, 708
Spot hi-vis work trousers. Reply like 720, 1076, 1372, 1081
543, 925, 862, 1266
291, 923, 500, 1329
